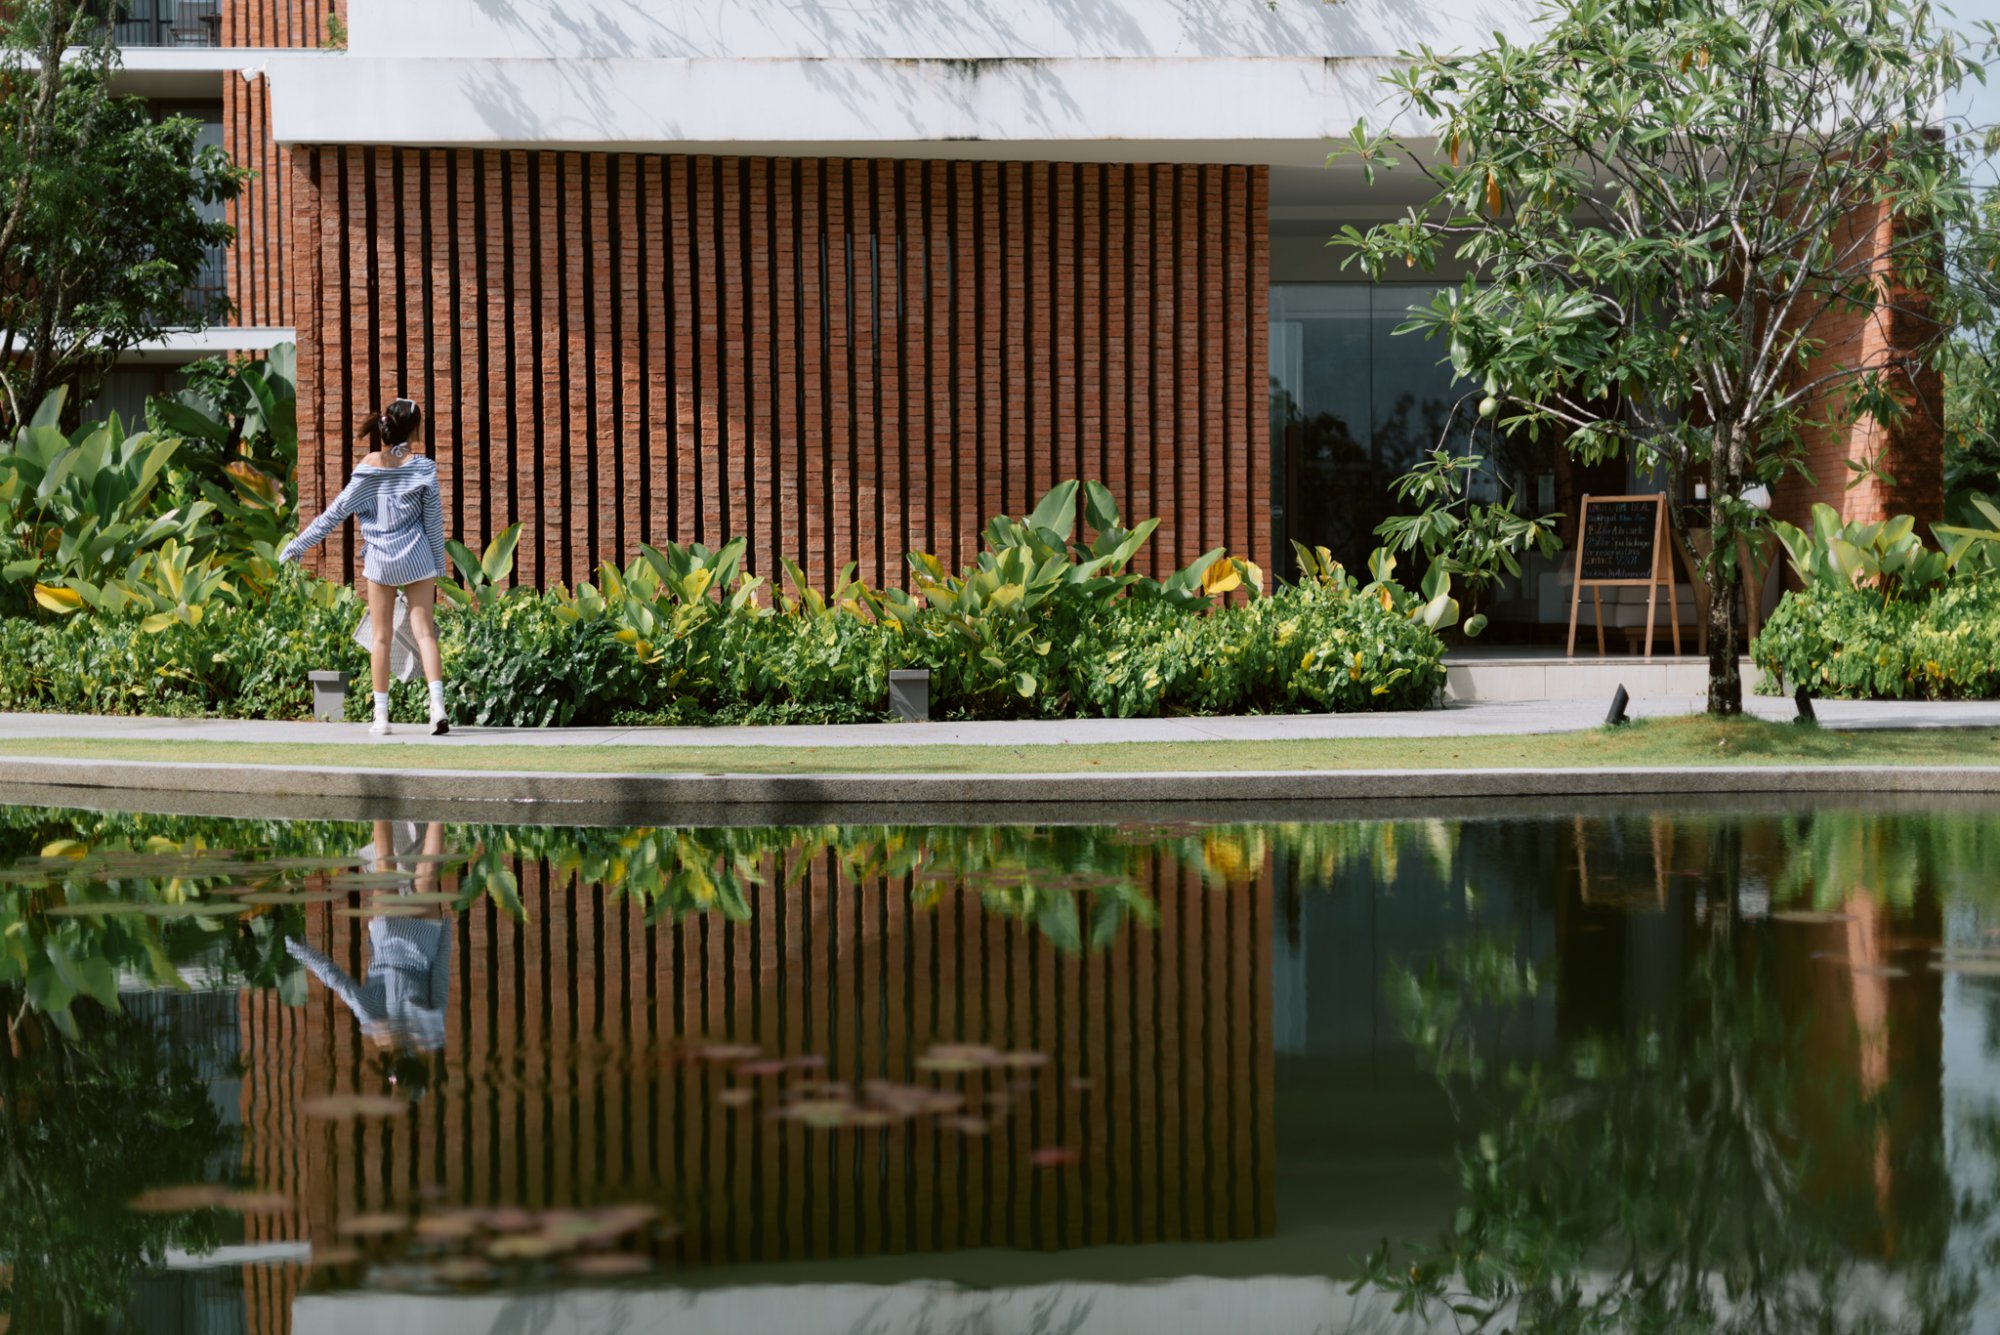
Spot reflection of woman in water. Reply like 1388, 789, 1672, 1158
287, 820, 452, 1092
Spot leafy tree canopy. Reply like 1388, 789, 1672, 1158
1333, 0, 2000, 712
0, 0, 245, 432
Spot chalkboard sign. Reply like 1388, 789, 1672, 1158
1568, 493, 1682, 660
1577, 498, 1662, 582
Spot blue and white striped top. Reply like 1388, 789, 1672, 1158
281, 456, 448, 586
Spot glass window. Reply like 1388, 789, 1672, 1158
1270, 284, 1514, 576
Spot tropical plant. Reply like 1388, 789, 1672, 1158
441, 522, 524, 614
0, 389, 216, 618
1331, 0, 2000, 713
147, 343, 298, 497
1373, 450, 1562, 633
1768, 503, 1952, 604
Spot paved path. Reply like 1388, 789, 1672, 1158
2, 696, 1997, 750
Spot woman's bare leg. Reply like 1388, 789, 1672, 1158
402, 578, 444, 682
365, 578, 398, 694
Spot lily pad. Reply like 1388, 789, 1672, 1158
1930, 958, 2000, 976
337, 1212, 409, 1238
142, 902, 247, 919
300, 1093, 406, 1120
240, 890, 349, 906
44, 900, 156, 917
917, 1043, 1000, 1073
564, 1253, 652, 1278
311, 1245, 364, 1267
332, 873, 419, 891
367, 891, 461, 906
128, 1184, 232, 1213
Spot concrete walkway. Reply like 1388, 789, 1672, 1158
2, 696, 1998, 750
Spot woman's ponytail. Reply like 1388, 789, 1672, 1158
358, 398, 424, 447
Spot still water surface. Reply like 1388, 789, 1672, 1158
3, 800, 1999, 1334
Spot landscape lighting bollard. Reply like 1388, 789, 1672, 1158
888, 669, 930, 723
308, 670, 351, 723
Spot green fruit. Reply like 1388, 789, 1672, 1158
1478, 395, 1499, 418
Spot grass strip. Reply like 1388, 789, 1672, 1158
1, 716, 1998, 775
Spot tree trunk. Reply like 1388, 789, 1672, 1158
1706, 424, 1744, 716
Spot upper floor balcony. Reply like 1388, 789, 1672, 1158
104, 0, 221, 47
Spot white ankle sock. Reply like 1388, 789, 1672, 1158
428, 680, 446, 716
373, 691, 391, 723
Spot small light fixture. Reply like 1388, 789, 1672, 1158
1606, 684, 1630, 727
1794, 687, 1816, 725
888, 669, 931, 723
1741, 483, 1773, 513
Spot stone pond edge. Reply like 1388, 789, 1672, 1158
0, 755, 1994, 809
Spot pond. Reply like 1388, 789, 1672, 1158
2, 796, 1999, 1334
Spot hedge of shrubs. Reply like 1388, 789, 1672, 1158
1753, 580, 2000, 700
2, 396, 1455, 725
1751, 500, 2000, 700
0, 544, 1450, 726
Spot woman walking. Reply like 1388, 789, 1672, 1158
281, 398, 451, 735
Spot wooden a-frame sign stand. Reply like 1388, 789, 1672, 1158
1567, 493, 1681, 659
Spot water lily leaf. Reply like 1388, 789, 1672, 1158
300, 1093, 406, 1120
332, 873, 418, 890
239, 890, 348, 906
337, 1212, 409, 1238
129, 1184, 232, 1213
142, 902, 246, 919
564, 1253, 652, 1278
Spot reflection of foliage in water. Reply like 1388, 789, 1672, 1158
1366, 927, 1996, 1333
1772, 809, 2000, 914
0, 1000, 233, 1333
0, 807, 1189, 1029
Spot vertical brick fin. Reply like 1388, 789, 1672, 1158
1247, 168, 1272, 571
291, 151, 1274, 590
221, 74, 292, 328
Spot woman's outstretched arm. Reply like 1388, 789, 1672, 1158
280, 476, 362, 565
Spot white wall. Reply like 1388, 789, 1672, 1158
271, 0, 1547, 155
350, 0, 1541, 62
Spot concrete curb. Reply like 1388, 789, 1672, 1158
0, 754, 1991, 809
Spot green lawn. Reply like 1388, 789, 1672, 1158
1, 716, 1996, 774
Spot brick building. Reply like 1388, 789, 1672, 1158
113, 0, 1943, 628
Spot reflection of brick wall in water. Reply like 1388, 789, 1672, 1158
239, 850, 1274, 1277
237, 990, 307, 1335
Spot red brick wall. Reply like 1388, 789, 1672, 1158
222, 75, 290, 327
1776, 199, 1945, 530
287, 148, 1272, 591
221, 0, 343, 47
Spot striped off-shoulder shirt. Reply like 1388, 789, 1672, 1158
281, 456, 448, 586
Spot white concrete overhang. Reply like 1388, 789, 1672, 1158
263, 53, 1434, 161
12, 46, 336, 100
115, 327, 296, 364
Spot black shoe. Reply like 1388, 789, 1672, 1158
431, 717, 450, 736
